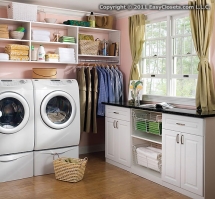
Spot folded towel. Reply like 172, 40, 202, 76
148, 162, 161, 172
5, 44, 29, 51
56, 48, 74, 53
147, 147, 162, 154
136, 147, 162, 160
31, 30, 50, 36
10, 55, 29, 61
0, 53, 9, 60
0, 30, 9, 33
5, 49, 29, 56
0, 33, 9, 39
32, 35, 50, 42
0, 24, 8, 29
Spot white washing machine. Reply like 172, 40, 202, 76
0, 79, 34, 155
0, 79, 34, 182
33, 79, 80, 150
33, 79, 80, 176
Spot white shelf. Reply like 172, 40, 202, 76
31, 41, 77, 46
0, 60, 77, 64
31, 22, 71, 30
79, 26, 119, 33
0, 38, 30, 42
131, 131, 162, 144
78, 54, 119, 58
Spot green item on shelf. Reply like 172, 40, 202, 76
63, 20, 90, 27
59, 36, 76, 43
16, 27, 25, 32
148, 121, 162, 135
136, 121, 147, 132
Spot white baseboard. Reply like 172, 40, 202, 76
79, 144, 105, 154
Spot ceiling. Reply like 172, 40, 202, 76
0, 0, 183, 14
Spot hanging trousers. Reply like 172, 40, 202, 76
91, 67, 98, 134
76, 68, 86, 133
84, 67, 92, 133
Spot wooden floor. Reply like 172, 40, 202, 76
0, 152, 190, 199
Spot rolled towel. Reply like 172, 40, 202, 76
31, 30, 50, 36
136, 147, 162, 160
32, 35, 50, 42
5, 44, 29, 51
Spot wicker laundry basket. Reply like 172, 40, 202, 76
53, 154, 88, 183
79, 40, 100, 55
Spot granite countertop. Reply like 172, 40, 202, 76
102, 102, 215, 118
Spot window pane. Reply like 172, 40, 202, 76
152, 23, 160, 38
173, 57, 182, 74
151, 40, 158, 56
146, 24, 152, 39
183, 36, 192, 54
184, 17, 191, 34
145, 59, 157, 74
173, 79, 197, 97
174, 37, 182, 55
160, 21, 167, 37
158, 58, 166, 74
175, 18, 183, 35
158, 39, 166, 56
182, 57, 191, 74
192, 56, 199, 74
145, 41, 150, 56
144, 78, 167, 95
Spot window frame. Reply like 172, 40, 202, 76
140, 11, 198, 100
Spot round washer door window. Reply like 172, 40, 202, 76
0, 92, 30, 134
40, 91, 76, 129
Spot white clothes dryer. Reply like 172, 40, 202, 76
33, 79, 80, 150
0, 79, 34, 155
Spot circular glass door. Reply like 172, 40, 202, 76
0, 92, 30, 134
40, 91, 76, 129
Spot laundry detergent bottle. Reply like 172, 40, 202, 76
37, 45, 45, 61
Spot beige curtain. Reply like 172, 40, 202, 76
128, 14, 145, 81
189, 0, 215, 112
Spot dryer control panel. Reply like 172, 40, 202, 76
0, 80, 28, 87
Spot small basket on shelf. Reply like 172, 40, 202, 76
53, 154, 88, 183
132, 110, 162, 136
79, 40, 100, 55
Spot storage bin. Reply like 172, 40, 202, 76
53, 155, 87, 183
32, 68, 57, 79
7, 2, 37, 22
0, 152, 33, 183
34, 146, 79, 176
79, 40, 100, 55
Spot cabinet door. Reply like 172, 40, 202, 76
162, 129, 181, 187
116, 120, 131, 167
105, 117, 117, 162
181, 133, 203, 196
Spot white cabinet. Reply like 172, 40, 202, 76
105, 106, 131, 169
162, 114, 203, 196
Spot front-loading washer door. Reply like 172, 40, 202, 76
41, 91, 76, 129
0, 92, 30, 134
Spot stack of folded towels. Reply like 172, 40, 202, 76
0, 53, 9, 61
45, 53, 59, 62
32, 30, 50, 42
59, 36, 76, 43
55, 48, 76, 63
136, 146, 162, 172
5, 44, 29, 61
0, 24, 9, 39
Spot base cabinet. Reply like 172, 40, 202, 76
105, 117, 131, 167
162, 129, 203, 196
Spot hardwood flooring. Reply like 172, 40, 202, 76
0, 152, 190, 199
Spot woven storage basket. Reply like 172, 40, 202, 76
53, 154, 88, 183
7, 2, 37, 22
79, 40, 100, 55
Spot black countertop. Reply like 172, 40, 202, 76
102, 102, 215, 118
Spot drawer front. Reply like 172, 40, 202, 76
162, 113, 204, 136
105, 105, 130, 121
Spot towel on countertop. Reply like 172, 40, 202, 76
32, 35, 50, 42
136, 147, 162, 160
5, 44, 29, 51
0, 53, 9, 60
31, 30, 50, 36
9, 55, 29, 61
5, 49, 29, 56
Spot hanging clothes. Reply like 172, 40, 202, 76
84, 67, 92, 133
91, 67, 98, 134
115, 67, 124, 102
76, 67, 86, 133
105, 66, 115, 102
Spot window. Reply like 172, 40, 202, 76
140, 14, 199, 98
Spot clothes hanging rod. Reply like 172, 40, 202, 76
78, 59, 119, 63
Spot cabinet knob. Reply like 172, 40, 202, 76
113, 111, 119, 114
181, 135, 184, 144
113, 120, 116, 128
176, 134, 179, 144
176, 123, 185, 126
116, 121, 118, 129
